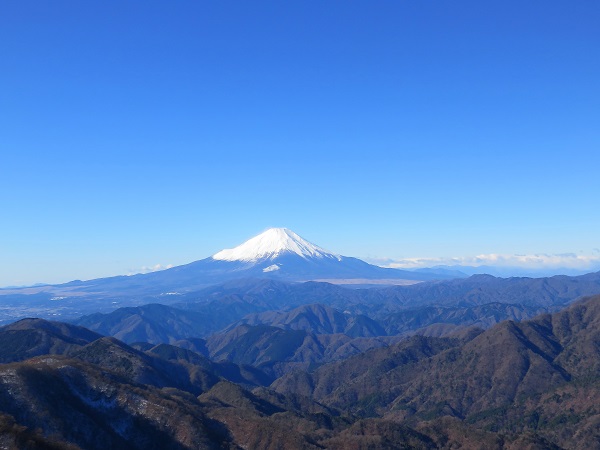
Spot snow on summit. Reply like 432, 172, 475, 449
212, 228, 340, 262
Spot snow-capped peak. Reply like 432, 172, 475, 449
212, 228, 340, 262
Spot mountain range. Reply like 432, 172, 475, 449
0, 228, 458, 324
73, 271, 600, 344
1, 295, 600, 448
272, 294, 600, 447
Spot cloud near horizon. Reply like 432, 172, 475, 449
367, 253, 600, 271
130, 264, 174, 275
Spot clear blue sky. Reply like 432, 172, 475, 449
1, 1, 599, 285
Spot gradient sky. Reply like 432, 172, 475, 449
1, 1, 599, 286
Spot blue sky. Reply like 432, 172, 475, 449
1, 1, 599, 285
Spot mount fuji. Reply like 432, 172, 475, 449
0, 228, 458, 315
155, 227, 445, 287
212, 228, 339, 263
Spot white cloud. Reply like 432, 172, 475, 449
129, 263, 174, 275
367, 253, 600, 271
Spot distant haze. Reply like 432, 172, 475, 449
369, 253, 600, 278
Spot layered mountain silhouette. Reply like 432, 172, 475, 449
73, 272, 600, 347
271, 294, 600, 448
2, 296, 600, 448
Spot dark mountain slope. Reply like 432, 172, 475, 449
75, 304, 216, 343
73, 337, 219, 395
0, 318, 102, 363
198, 380, 344, 450
0, 412, 81, 450
227, 303, 387, 337
391, 318, 570, 417
272, 295, 600, 448
382, 302, 548, 336
206, 324, 405, 377
272, 335, 459, 402
0, 357, 228, 450
548, 295, 600, 376
74, 336, 274, 395
146, 343, 273, 388
0, 317, 271, 395
207, 324, 309, 367
274, 313, 571, 417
